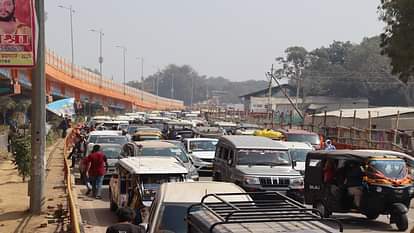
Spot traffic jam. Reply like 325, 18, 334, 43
73, 111, 414, 233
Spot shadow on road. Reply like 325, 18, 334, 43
325, 214, 398, 232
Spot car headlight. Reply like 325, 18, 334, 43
289, 177, 304, 189
244, 176, 260, 185
408, 187, 414, 195
376, 186, 383, 193
187, 166, 199, 180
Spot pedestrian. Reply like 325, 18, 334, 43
106, 207, 145, 233
58, 116, 69, 138
84, 144, 108, 198
325, 139, 336, 151
67, 134, 86, 168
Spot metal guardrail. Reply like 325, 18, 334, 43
46, 49, 184, 110
63, 132, 81, 233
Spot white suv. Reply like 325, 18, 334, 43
183, 138, 218, 172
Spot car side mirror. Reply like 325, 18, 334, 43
292, 160, 297, 168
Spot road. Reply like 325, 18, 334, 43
77, 175, 414, 233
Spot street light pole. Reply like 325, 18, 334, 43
136, 57, 144, 101
90, 29, 104, 86
31, 0, 46, 214
171, 72, 174, 99
116, 46, 127, 95
58, 5, 75, 78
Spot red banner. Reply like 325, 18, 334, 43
0, 0, 36, 67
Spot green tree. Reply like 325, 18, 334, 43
11, 134, 31, 182
378, 0, 414, 83
0, 96, 16, 124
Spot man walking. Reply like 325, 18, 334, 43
106, 207, 144, 233
85, 144, 107, 198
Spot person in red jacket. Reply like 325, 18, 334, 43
85, 144, 108, 199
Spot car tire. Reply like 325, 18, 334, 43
313, 202, 330, 218
395, 213, 408, 231
212, 172, 221, 181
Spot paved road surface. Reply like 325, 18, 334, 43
77, 175, 414, 233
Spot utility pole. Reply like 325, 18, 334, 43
58, 5, 75, 78
171, 72, 174, 98
116, 45, 127, 95
90, 29, 104, 86
190, 76, 194, 109
31, 0, 46, 214
136, 57, 144, 101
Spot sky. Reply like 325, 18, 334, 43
45, 0, 384, 83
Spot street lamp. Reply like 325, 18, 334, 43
136, 57, 144, 101
58, 5, 75, 78
116, 45, 127, 95
90, 29, 104, 86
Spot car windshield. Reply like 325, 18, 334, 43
368, 159, 407, 179
159, 203, 196, 233
141, 147, 189, 163
289, 148, 312, 162
100, 146, 122, 159
88, 135, 98, 143
287, 134, 320, 145
139, 136, 160, 141
95, 136, 128, 145
141, 176, 184, 202
190, 140, 217, 152
237, 149, 291, 166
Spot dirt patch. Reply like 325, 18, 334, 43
0, 140, 68, 233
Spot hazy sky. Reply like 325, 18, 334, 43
45, 0, 384, 83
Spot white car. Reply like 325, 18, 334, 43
279, 141, 314, 173
183, 138, 218, 172
142, 181, 250, 233
87, 130, 123, 144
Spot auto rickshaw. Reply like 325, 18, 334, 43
304, 150, 414, 231
253, 129, 284, 140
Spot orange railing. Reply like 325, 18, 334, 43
63, 132, 81, 233
45, 49, 184, 110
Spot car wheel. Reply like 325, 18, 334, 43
313, 202, 330, 218
213, 172, 221, 181
395, 213, 408, 231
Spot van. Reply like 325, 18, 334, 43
278, 141, 314, 174
142, 181, 250, 233
109, 156, 188, 223
213, 135, 304, 202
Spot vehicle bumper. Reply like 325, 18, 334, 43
193, 161, 213, 172
242, 185, 304, 202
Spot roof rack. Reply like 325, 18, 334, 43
187, 191, 343, 233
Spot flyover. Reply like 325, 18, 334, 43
0, 50, 184, 111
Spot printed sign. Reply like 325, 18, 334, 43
47, 98, 75, 117
0, 0, 36, 67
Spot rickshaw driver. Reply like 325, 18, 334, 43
344, 162, 364, 208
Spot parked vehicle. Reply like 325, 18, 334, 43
305, 150, 414, 231
131, 131, 162, 141
211, 121, 237, 135
192, 126, 224, 138
276, 129, 323, 149
121, 141, 199, 180
109, 156, 188, 223
212, 136, 304, 202
233, 123, 261, 135
85, 143, 123, 180
142, 181, 251, 233
94, 135, 129, 146
183, 138, 219, 172
163, 121, 194, 140
86, 130, 123, 144
279, 141, 314, 174
187, 191, 343, 233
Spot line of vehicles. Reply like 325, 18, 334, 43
75, 111, 414, 232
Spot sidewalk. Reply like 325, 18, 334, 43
0, 139, 70, 233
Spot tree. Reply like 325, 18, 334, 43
378, 0, 414, 83
0, 96, 16, 124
